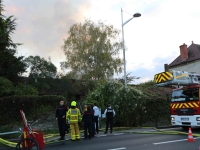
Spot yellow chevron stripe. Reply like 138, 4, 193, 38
178, 103, 183, 108
159, 76, 166, 83
157, 74, 161, 83
175, 104, 179, 108
155, 74, 158, 83
184, 103, 189, 108
162, 73, 170, 80
188, 103, 194, 107
166, 72, 173, 78
154, 75, 158, 83
193, 102, 199, 107
171, 104, 176, 108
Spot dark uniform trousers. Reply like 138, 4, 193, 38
106, 117, 113, 132
58, 118, 66, 138
84, 122, 92, 138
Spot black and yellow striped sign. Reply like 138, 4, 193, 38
171, 102, 199, 108
154, 71, 173, 84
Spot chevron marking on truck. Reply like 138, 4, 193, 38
154, 72, 173, 83
171, 102, 199, 109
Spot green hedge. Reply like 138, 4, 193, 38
0, 95, 66, 125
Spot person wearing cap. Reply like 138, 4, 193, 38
66, 101, 82, 141
104, 104, 116, 134
55, 100, 68, 140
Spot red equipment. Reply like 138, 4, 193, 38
15, 110, 45, 150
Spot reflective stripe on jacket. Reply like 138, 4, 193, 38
66, 108, 81, 123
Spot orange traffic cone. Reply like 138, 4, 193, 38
187, 127, 195, 142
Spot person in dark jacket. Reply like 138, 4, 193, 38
82, 105, 94, 140
55, 100, 68, 140
104, 104, 116, 134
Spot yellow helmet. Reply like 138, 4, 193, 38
71, 101, 76, 106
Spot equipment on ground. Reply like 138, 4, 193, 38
154, 70, 200, 127
15, 110, 45, 150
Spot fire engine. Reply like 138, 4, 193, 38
154, 70, 200, 128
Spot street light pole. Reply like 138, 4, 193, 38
121, 8, 141, 87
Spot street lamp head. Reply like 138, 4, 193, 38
133, 13, 141, 18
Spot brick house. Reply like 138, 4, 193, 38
165, 41, 200, 73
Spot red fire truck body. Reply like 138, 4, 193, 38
154, 70, 200, 127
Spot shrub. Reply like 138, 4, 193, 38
14, 83, 38, 96
85, 80, 170, 127
0, 95, 66, 125
0, 77, 14, 97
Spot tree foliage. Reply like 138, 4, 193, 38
61, 19, 123, 80
85, 80, 146, 126
0, 76, 14, 97
85, 80, 170, 127
117, 73, 140, 84
0, 1, 26, 82
14, 83, 38, 96
0, 77, 38, 97
24, 56, 57, 78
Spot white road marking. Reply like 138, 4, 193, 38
157, 127, 182, 131
143, 130, 157, 132
97, 135, 107, 137
113, 133, 124, 136
107, 147, 126, 150
153, 137, 200, 145
145, 127, 182, 132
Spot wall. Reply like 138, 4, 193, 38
169, 60, 200, 74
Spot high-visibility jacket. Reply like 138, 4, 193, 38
66, 108, 82, 123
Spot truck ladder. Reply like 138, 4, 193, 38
154, 70, 200, 87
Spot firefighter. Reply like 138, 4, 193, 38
66, 101, 82, 141
55, 100, 68, 140
104, 104, 116, 134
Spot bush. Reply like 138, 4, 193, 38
85, 80, 146, 126
85, 80, 170, 127
14, 83, 38, 96
0, 77, 38, 97
0, 77, 14, 97
0, 95, 66, 125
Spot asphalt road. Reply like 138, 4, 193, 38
44, 133, 200, 150
1, 127, 200, 150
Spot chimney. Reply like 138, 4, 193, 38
164, 64, 169, 72
179, 43, 188, 61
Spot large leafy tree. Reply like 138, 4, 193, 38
0, 0, 26, 82
61, 19, 123, 80
24, 56, 57, 78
